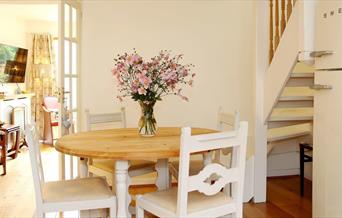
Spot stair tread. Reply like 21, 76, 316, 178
267, 123, 312, 142
279, 87, 314, 101
282, 87, 314, 96
293, 62, 315, 73
291, 72, 314, 78
270, 107, 313, 121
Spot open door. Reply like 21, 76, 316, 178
58, 0, 81, 180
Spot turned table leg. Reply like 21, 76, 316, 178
116, 160, 130, 218
155, 158, 170, 190
79, 157, 88, 178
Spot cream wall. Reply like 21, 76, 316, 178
81, 1, 256, 136
0, 16, 28, 92
0, 10, 57, 93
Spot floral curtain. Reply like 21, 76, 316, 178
27, 33, 57, 137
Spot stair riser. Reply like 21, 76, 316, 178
268, 120, 312, 129
287, 77, 314, 87
268, 132, 312, 143
276, 100, 313, 108
291, 73, 314, 78
268, 135, 313, 154
269, 117, 313, 122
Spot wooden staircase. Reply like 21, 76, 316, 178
265, 0, 315, 164
267, 61, 314, 154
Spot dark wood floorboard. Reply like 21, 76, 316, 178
244, 176, 312, 218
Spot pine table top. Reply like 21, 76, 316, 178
55, 127, 216, 160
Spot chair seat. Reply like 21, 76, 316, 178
92, 159, 155, 173
141, 187, 234, 214
43, 177, 114, 203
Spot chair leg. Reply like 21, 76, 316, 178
136, 195, 144, 218
1, 144, 6, 175
300, 144, 305, 196
232, 206, 243, 218
136, 206, 144, 218
109, 206, 116, 218
33, 209, 45, 218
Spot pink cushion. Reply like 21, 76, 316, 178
43, 96, 58, 111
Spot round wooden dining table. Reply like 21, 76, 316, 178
55, 127, 216, 218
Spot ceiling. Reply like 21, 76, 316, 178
0, 4, 58, 22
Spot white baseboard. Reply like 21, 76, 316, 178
243, 156, 254, 202
267, 168, 299, 177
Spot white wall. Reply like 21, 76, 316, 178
0, 18, 27, 48
81, 0, 256, 137
0, 16, 28, 92
25, 20, 58, 37
0, 14, 57, 93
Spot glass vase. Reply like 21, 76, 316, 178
138, 101, 157, 137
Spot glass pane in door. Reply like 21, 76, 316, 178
71, 42, 77, 75
72, 7, 77, 39
64, 4, 70, 38
64, 40, 70, 75
64, 78, 70, 92
72, 112, 78, 133
72, 77, 77, 110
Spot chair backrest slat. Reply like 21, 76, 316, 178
217, 108, 240, 131
85, 107, 126, 131
216, 109, 240, 159
188, 165, 239, 194
188, 131, 240, 153
25, 124, 45, 206
176, 122, 248, 216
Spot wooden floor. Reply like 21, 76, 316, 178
0, 145, 312, 218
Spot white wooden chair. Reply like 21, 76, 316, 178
169, 109, 255, 202
169, 109, 240, 180
136, 122, 248, 217
85, 108, 156, 187
25, 124, 116, 218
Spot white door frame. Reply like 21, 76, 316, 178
58, 0, 81, 180
254, 0, 268, 203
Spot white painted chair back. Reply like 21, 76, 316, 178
25, 124, 45, 208
26, 124, 117, 217
176, 122, 248, 217
217, 108, 240, 131
216, 109, 240, 160
85, 107, 126, 131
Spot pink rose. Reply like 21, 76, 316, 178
138, 73, 152, 89
189, 80, 194, 86
111, 68, 118, 75
138, 87, 147, 95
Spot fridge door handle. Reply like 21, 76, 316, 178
310, 84, 333, 90
310, 50, 334, 58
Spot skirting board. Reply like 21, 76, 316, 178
267, 168, 299, 177
243, 156, 254, 203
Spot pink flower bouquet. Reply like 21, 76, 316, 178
112, 50, 195, 136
